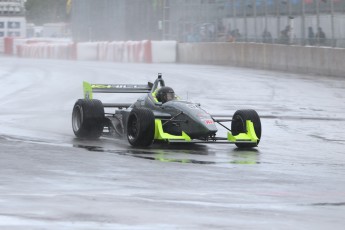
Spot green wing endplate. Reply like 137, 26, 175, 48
154, 119, 258, 144
154, 120, 191, 142
227, 120, 259, 143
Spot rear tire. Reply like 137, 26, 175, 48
127, 108, 155, 147
72, 99, 104, 139
231, 109, 261, 148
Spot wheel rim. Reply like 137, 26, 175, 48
128, 114, 139, 141
232, 115, 245, 135
72, 105, 83, 132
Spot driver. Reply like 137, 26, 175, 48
156, 86, 175, 103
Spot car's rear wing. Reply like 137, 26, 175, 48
83, 81, 153, 99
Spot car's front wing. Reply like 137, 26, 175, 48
154, 119, 259, 145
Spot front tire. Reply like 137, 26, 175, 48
231, 109, 261, 148
127, 108, 155, 147
72, 99, 105, 139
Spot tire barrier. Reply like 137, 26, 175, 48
1, 38, 176, 64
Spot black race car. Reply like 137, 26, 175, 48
72, 74, 261, 148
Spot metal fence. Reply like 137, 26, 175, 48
165, 0, 345, 48
70, 0, 345, 48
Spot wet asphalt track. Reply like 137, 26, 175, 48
0, 56, 345, 229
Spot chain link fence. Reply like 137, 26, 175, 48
70, 0, 345, 48
166, 0, 345, 48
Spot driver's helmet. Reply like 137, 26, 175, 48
156, 86, 175, 103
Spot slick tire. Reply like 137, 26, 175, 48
72, 99, 105, 139
127, 107, 155, 147
231, 109, 261, 148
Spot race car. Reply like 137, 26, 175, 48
72, 74, 261, 148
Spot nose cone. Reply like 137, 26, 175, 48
191, 112, 218, 138
179, 101, 218, 138
163, 101, 218, 139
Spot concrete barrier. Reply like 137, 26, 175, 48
151, 40, 176, 63
177, 43, 345, 77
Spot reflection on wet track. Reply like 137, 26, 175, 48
74, 143, 261, 165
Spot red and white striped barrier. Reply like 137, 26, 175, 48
17, 42, 75, 60
97, 41, 125, 62
1, 38, 177, 63
4, 37, 14, 55
0, 38, 4, 54
78, 40, 152, 63
1, 37, 74, 56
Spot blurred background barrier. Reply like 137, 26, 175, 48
177, 42, 345, 77
17, 42, 75, 60
4, 37, 14, 55
97, 40, 152, 63
151, 40, 177, 63
2, 36, 344, 77
76, 42, 98, 61
1, 38, 176, 64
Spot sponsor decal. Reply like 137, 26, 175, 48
91, 84, 147, 89
92, 84, 111, 88
205, 120, 214, 125
115, 84, 129, 88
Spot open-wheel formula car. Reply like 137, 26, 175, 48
72, 74, 261, 148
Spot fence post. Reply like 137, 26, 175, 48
301, 0, 305, 46
331, 0, 335, 47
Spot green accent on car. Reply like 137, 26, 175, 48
91, 84, 111, 88
83, 81, 93, 99
151, 90, 159, 102
154, 119, 191, 141
227, 120, 259, 143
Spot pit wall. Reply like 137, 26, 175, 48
177, 43, 345, 77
